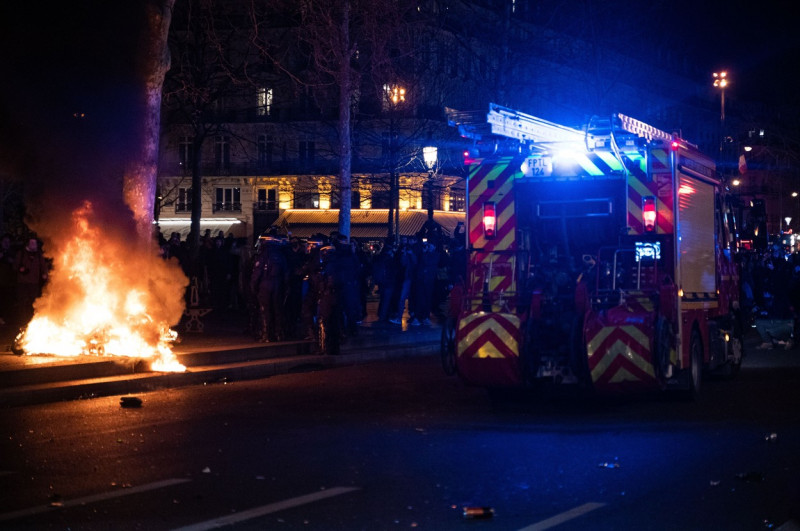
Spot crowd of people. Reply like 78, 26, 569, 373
7, 222, 800, 354
155, 225, 468, 352
740, 243, 800, 350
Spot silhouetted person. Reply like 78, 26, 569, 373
14, 236, 48, 326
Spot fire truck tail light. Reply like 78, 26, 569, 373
670, 140, 680, 151
483, 202, 497, 239
643, 196, 656, 232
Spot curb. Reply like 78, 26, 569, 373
0, 332, 440, 407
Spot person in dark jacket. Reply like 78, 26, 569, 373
0, 234, 17, 326
390, 241, 417, 324
413, 242, 439, 325
250, 239, 288, 342
284, 237, 307, 338
14, 236, 49, 326
373, 245, 399, 322
332, 234, 361, 337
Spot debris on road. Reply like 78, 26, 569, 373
120, 396, 142, 408
463, 506, 495, 519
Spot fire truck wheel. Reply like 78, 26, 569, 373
440, 317, 457, 376
686, 329, 703, 401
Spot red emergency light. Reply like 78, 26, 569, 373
483, 202, 497, 239
670, 140, 680, 151
463, 148, 478, 165
643, 196, 656, 232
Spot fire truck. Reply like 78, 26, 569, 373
443, 104, 743, 397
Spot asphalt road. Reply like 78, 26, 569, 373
0, 346, 798, 530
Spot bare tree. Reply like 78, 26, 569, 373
253, 0, 414, 239
162, 0, 260, 261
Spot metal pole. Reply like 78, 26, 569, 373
427, 170, 434, 222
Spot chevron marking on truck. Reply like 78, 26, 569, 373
467, 157, 519, 302
652, 148, 670, 168
587, 324, 656, 385
458, 312, 520, 359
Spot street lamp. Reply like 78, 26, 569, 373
712, 71, 728, 121
384, 84, 407, 243
423, 146, 438, 222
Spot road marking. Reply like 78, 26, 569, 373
518, 502, 606, 531
0, 478, 190, 522
172, 486, 361, 531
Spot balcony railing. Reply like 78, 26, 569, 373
212, 202, 242, 213
253, 202, 279, 212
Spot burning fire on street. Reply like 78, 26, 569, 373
15, 201, 189, 372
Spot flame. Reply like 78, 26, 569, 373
17, 201, 189, 372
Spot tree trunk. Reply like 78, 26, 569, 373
336, 0, 352, 239
123, 0, 175, 249
189, 135, 204, 267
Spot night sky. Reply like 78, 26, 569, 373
676, 0, 800, 107
0, 1, 144, 223
0, 0, 797, 182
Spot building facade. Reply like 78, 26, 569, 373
156, 0, 722, 244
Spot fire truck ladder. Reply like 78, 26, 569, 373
486, 103, 587, 146
614, 113, 672, 143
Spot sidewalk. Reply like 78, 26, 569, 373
0, 305, 442, 408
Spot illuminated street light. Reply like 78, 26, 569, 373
712, 71, 728, 121
423, 146, 438, 170
384, 84, 408, 243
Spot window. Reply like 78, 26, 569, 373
294, 192, 319, 209
256, 87, 273, 116
215, 136, 230, 170
176, 187, 192, 213
381, 84, 406, 112
214, 187, 241, 212
179, 137, 194, 169
258, 135, 273, 168
449, 192, 465, 212
371, 188, 391, 209
299, 137, 315, 163
256, 188, 277, 211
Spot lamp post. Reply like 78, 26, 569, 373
423, 146, 438, 222
385, 84, 406, 244
713, 71, 728, 156
712, 71, 727, 121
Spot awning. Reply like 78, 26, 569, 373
271, 209, 465, 240
155, 218, 249, 240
